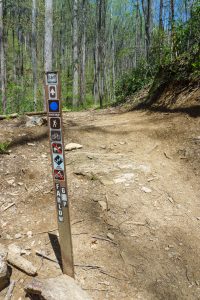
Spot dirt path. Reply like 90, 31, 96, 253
0, 109, 200, 300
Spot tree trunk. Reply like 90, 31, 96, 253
44, 0, 53, 110
72, 0, 79, 107
0, 0, 6, 113
170, 0, 175, 59
95, 0, 106, 108
93, 0, 99, 105
80, 0, 86, 105
159, 0, 163, 30
142, 0, 152, 62
32, 0, 37, 111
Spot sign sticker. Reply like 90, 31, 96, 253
54, 170, 65, 181
50, 117, 61, 129
51, 130, 62, 142
52, 143, 63, 154
49, 86, 57, 99
53, 154, 64, 170
46, 72, 58, 84
48, 100, 60, 113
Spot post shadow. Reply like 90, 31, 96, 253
48, 233, 63, 271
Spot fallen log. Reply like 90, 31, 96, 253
7, 245, 37, 276
4, 280, 15, 300
25, 275, 92, 300
0, 244, 9, 292
0, 111, 47, 120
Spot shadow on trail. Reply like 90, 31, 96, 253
48, 233, 63, 271
136, 105, 200, 118
9, 129, 48, 148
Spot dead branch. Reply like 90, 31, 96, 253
35, 250, 58, 264
92, 235, 117, 245
1, 203, 15, 213
4, 281, 15, 300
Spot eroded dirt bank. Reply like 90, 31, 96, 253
0, 108, 200, 300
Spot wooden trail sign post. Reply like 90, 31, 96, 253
45, 72, 74, 278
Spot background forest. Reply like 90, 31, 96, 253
0, 0, 199, 114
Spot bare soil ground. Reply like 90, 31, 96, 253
0, 107, 200, 300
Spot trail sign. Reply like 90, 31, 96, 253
49, 86, 57, 99
45, 72, 74, 278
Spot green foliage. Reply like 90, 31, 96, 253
0, 142, 10, 154
115, 62, 153, 102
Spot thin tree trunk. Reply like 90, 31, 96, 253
72, 0, 79, 107
142, 0, 152, 62
0, 0, 6, 113
94, 0, 99, 105
32, 0, 37, 111
159, 0, 163, 30
80, 0, 86, 105
170, 0, 175, 59
44, 0, 53, 110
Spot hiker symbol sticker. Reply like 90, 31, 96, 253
50, 117, 61, 129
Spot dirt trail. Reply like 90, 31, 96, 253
0, 109, 200, 300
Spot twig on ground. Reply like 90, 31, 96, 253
35, 250, 58, 264
1, 203, 15, 213
34, 228, 58, 235
148, 144, 159, 154
4, 280, 15, 300
164, 152, 172, 159
83, 288, 109, 292
74, 264, 101, 270
72, 219, 85, 226
92, 235, 117, 245
100, 270, 129, 281
105, 194, 109, 211
72, 232, 89, 236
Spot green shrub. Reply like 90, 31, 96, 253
115, 63, 153, 102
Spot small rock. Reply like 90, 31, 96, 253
7, 179, 15, 186
17, 182, 24, 186
107, 233, 114, 240
65, 143, 83, 151
26, 116, 47, 128
98, 201, 107, 211
141, 186, 152, 193
27, 143, 36, 146
25, 275, 92, 300
100, 145, 106, 149
31, 241, 35, 247
27, 231, 33, 238
87, 155, 93, 160
15, 233, 22, 240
